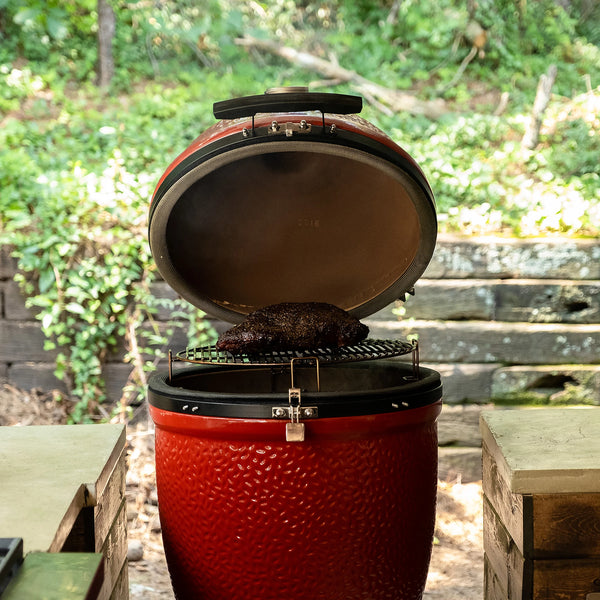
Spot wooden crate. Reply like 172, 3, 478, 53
481, 408, 600, 600
0, 425, 128, 600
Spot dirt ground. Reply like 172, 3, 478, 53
1, 384, 483, 599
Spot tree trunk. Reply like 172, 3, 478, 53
521, 64, 557, 150
97, 0, 115, 88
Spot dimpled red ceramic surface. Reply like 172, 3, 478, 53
151, 403, 441, 600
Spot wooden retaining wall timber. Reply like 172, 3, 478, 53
380, 235, 600, 405
1, 235, 599, 409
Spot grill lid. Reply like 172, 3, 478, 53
149, 88, 437, 324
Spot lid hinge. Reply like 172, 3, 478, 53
267, 120, 313, 137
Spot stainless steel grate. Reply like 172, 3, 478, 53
172, 338, 414, 367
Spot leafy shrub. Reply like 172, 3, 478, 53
1, 152, 215, 422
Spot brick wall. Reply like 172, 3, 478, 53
1, 236, 599, 405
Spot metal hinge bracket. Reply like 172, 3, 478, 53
267, 120, 312, 137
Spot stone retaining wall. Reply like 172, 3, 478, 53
1, 235, 599, 407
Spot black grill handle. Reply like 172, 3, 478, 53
213, 91, 363, 120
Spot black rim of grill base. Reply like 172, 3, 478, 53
173, 338, 415, 367
148, 359, 442, 419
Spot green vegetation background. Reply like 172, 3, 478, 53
1, 0, 599, 420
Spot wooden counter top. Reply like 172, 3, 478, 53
480, 407, 600, 495
0, 424, 126, 554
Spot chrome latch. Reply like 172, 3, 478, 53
285, 387, 305, 442
280, 357, 321, 442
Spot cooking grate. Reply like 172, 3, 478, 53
171, 338, 415, 368
168, 339, 421, 387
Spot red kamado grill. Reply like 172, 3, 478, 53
147, 87, 442, 600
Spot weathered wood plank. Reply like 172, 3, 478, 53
60, 505, 95, 553
368, 320, 600, 364
401, 280, 495, 321
97, 498, 128, 600
2, 279, 36, 321
54, 495, 94, 554
424, 235, 600, 280
484, 555, 508, 600
108, 559, 129, 600
532, 493, 600, 558
438, 404, 487, 447
101, 363, 134, 403
438, 447, 482, 482
432, 363, 498, 403
0, 244, 17, 279
7, 362, 67, 393
492, 365, 600, 401
482, 442, 527, 554
104, 322, 189, 362
0, 322, 58, 362
483, 496, 533, 599
94, 447, 127, 548
495, 280, 600, 324
391, 279, 600, 323
372, 278, 600, 324
483, 496, 525, 598
149, 281, 181, 321
533, 559, 600, 599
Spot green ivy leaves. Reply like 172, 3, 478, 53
4, 155, 215, 422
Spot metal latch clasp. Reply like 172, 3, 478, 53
280, 357, 321, 442
286, 387, 305, 442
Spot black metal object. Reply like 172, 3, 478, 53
148, 360, 442, 420
173, 338, 414, 367
213, 90, 363, 120
0, 538, 23, 594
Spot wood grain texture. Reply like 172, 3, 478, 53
97, 498, 128, 600
108, 560, 129, 600
483, 496, 517, 596
533, 559, 600, 600
532, 493, 600, 558
368, 319, 600, 364
483, 410, 600, 600
94, 448, 127, 548
484, 555, 508, 600
483, 442, 527, 554
483, 496, 529, 599
423, 236, 600, 280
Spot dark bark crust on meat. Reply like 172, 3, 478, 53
216, 302, 369, 354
